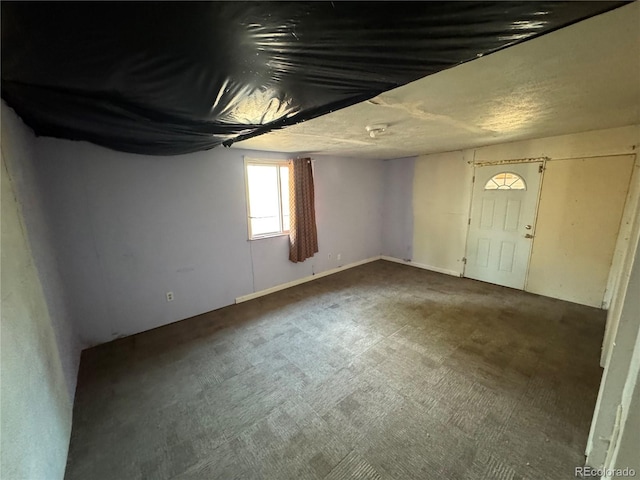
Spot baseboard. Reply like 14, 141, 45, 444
380, 256, 461, 277
235, 256, 383, 303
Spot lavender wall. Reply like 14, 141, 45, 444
381, 157, 415, 260
32, 137, 384, 346
250, 156, 384, 291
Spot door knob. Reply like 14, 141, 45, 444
525, 225, 532, 230
524, 233, 534, 239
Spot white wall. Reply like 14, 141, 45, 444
411, 150, 473, 276
31, 137, 384, 346
608, 340, 640, 479
1, 122, 74, 478
608, 337, 640, 479
381, 157, 415, 260
586, 233, 640, 470
527, 155, 635, 307
601, 159, 640, 365
472, 126, 639, 164
383, 126, 639, 302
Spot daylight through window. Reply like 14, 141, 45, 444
245, 160, 290, 238
484, 172, 526, 190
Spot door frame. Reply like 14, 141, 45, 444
462, 157, 548, 290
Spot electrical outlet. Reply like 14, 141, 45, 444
328, 253, 332, 260
337, 253, 341, 261
166, 291, 174, 302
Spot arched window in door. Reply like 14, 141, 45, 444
484, 172, 526, 190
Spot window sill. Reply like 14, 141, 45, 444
249, 232, 290, 241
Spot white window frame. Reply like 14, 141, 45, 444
244, 157, 290, 240
483, 171, 527, 190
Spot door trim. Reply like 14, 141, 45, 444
523, 159, 546, 291
461, 165, 476, 278
472, 156, 549, 167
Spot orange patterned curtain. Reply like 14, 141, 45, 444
288, 158, 318, 263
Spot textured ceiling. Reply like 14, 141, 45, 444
234, 2, 640, 159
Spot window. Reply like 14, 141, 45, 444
245, 159, 290, 239
484, 172, 526, 190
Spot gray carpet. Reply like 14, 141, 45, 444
65, 260, 605, 480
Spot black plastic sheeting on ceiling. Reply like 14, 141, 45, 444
1, 2, 628, 156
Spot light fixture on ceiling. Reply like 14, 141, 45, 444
366, 123, 388, 138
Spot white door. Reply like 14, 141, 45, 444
464, 162, 542, 289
